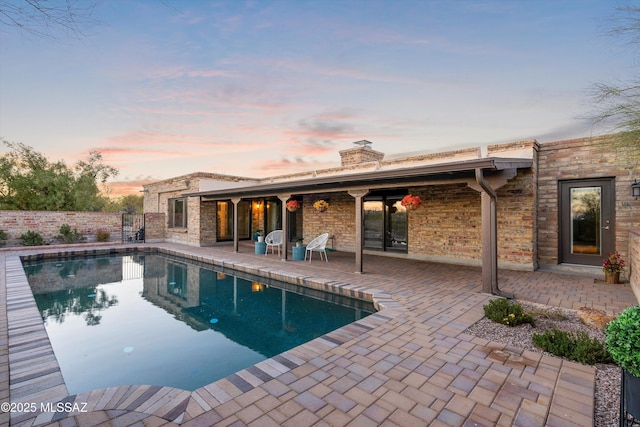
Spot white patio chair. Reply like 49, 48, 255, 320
264, 230, 283, 256
304, 233, 329, 262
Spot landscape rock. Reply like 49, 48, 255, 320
578, 307, 614, 330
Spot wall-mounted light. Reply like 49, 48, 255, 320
632, 179, 640, 199
254, 201, 262, 209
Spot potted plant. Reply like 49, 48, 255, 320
254, 230, 263, 242
295, 238, 304, 247
605, 305, 640, 420
286, 199, 301, 212
401, 194, 422, 210
602, 251, 625, 284
313, 200, 329, 212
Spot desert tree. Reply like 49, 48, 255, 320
0, 0, 98, 39
0, 141, 118, 211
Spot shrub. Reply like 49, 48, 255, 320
532, 328, 612, 365
605, 305, 640, 377
0, 229, 7, 247
21, 230, 45, 246
56, 224, 86, 244
483, 298, 535, 326
96, 229, 110, 242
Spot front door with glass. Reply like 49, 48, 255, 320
560, 179, 615, 265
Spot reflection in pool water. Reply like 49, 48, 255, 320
24, 254, 374, 394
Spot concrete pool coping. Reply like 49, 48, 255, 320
2, 242, 637, 426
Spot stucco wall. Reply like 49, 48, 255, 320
537, 135, 640, 266
0, 211, 122, 247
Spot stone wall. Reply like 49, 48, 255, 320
629, 229, 640, 303
0, 211, 122, 247
537, 135, 640, 266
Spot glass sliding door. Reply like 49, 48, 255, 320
364, 195, 408, 253
364, 199, 384, 250
386, 197, 407, 251
217, 201, 233, 241
216, 200, 252, 241
265, 200, 281, 234
237, 201, 251, 239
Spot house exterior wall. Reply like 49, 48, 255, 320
297, 168, 537, 269
402, 169, 536, 269
537, 135, 640, 266
408, 184, 481, 262
302, 193, 354, 250
143, 213, 165, 242
199, 201, 217, 246
629, 229, 640, 303
143, 173, 242, 246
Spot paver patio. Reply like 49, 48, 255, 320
0, 242, 636, 426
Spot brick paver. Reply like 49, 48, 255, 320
1, 242, 636, 426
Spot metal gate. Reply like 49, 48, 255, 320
122, 214, 145, 243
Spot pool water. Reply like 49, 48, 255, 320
23, 254, 374, 394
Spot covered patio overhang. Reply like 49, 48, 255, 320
184, 157, 533, 297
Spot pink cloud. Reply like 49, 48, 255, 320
254, 157, 334, 175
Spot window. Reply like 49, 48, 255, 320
169, 198, 187, 228
167, 262, 187, 299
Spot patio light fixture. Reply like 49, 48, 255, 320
632, 179, 640, 199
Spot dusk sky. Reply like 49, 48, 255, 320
0, 1, 635, 195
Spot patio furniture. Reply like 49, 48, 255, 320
305, 233, 329, 262
264, 230, 283, 256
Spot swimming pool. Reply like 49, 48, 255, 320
23, 253, 374, 394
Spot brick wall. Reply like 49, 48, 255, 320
199, 201, 217, 245
0, 211, 122, 247
537, 135, 640, 266
299, 172, 537, 269
339, 144, 385, 167
405, 172, 535, 268
302, 193, 354, 250
143, 213, 165, 242
628, 230, 640, 303
144, 175, 197, 245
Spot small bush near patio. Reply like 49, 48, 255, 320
96, 229, 110, 242
483, 298, 535, 326
532, 328, 612, 365
56, 224, 86, 244
21, 230, 45, 246
0, 229, 7, 247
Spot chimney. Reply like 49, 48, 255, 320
339, 140, 385, 167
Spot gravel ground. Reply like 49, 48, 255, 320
464, 301, 620, 427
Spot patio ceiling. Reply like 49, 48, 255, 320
184, 157, 533, 200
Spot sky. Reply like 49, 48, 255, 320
0, 0, 636, 195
